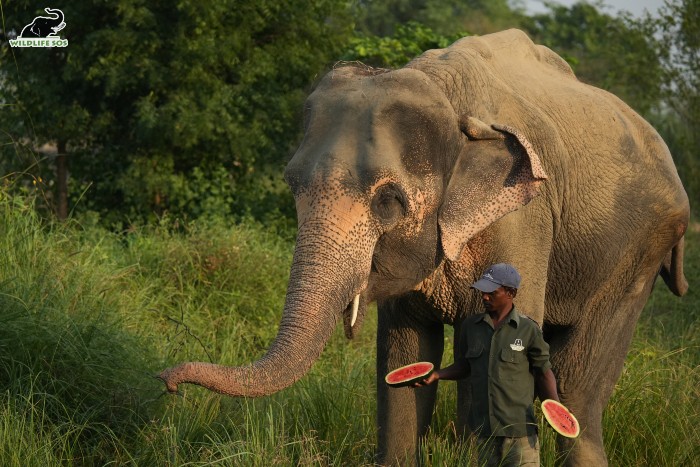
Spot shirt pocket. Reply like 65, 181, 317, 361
499, 348, 527, 380
500, 348, 524, 363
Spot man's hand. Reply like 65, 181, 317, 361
412, 371, 440, 387
411, 359, 470, 388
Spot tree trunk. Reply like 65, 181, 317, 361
56, 140, 68, 220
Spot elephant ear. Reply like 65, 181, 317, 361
438, 117, 548, 262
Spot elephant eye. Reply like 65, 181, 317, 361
371, 185, 406, 225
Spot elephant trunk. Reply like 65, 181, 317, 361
159, 223, 371, 397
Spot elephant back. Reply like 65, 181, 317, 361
404, 28, 681, 182
406, 29, 579, 117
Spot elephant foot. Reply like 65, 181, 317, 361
558, 433, 608, 467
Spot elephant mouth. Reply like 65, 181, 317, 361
342, 292, 367, 339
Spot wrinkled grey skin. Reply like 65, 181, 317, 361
19, 8, 65, 38
159, 30, 689, 466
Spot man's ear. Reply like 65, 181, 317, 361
438, 117, 548, 262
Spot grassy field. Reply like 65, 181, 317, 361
0, 190, 697, 466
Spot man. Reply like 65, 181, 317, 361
414, 263, 559, 466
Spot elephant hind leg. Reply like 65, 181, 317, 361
549, 326, 611, 467
376, 295, 444, 466
549, 272, 658, 466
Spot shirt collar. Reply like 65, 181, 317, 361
507, 306, 520, 327
477, 306, 520, 328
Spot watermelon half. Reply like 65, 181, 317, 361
542, 399, 580, 438
385, 362, 434, 387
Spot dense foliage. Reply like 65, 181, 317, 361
1, 0, 352, 227
343, 21, 465, 68
1, 0, 697, 222
655, 0, 700, 210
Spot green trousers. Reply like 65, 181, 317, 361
476, 433, 540, 467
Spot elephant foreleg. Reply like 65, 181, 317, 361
376, 295, 444, 466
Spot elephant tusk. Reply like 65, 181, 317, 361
350, 294, 360, 327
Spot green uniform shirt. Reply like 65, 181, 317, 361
459, 306, 551, 437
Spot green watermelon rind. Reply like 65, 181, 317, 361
542, 399, 580, 438
385, 362, 434, 387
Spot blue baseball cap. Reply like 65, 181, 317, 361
471, 263, 521, 292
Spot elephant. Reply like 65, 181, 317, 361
159, 29, 689, 466
19, 8, 65, 38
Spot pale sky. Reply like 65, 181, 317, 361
522, 0, 666, 18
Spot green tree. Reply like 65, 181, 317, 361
1, 3, 94, 219
654, 0, 700, 212
353, 0, 526, 37
1, 0, 352, 225
343, 21, 466, 68
352, 0, 428, 36
420, 0, 527, 35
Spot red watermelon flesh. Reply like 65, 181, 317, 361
385, 362, 434, 387
542, 399, 580, 438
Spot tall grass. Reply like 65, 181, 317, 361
0, 189, 697, 465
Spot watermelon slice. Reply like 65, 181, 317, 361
385, 362, 434, 387
542, 399, 580, 438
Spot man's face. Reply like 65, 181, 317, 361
481, 286, 514, 313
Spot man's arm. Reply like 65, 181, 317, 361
413, 358, 470, 387
535, 368, 559, 401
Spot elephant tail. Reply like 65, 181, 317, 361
660, 236, 688, 297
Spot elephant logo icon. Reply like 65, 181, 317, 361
19, 8, 65, 37
9, 7, 68, 48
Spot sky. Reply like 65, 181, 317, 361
522, 0, 666, 18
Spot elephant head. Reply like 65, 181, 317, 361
20, 8, 65, 38
158, 66, 547, 397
